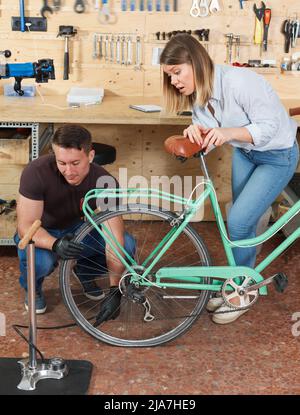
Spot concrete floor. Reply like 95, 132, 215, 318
0, 222, 300, 395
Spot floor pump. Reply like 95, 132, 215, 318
0, 220, 93, 395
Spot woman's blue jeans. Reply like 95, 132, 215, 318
227, 140, 299, 268
14, 221, 136, 291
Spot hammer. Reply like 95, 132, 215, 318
57, 26, 77, 80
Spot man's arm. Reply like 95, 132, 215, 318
102, 216, 126, 286
17, 194, 56, 250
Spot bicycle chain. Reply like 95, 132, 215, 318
207, 303, 253, 314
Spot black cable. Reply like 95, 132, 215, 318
11, 320, 85, 363
13, 322, 77, 330
12, 325, 46, 363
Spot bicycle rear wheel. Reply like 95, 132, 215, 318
60, 204, 211, 347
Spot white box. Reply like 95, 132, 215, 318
67, 87, 104, 106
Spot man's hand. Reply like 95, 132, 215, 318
183, 124, 209, 146
52, 234, 84, 260
94, 286, 122, 327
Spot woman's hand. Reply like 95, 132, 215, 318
183, 124, 208, 146
201, 128, 232, 149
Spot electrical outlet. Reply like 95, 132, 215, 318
11, 17, 47, 32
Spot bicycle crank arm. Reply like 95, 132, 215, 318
242, 274, 277, 294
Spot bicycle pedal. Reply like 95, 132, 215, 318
273, 272, 288, 293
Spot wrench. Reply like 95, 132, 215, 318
93, 33, 98, 58
110, 35, 114, 62
53, 0, 62, 11
121, 36, 126, 65
74, 0, 85, 13
105, 35, 109, 61
135, 36, 141, 69
127, 36, 132, 65
99, 35, 103, 59
116, 36, 121, 64
40, 0, 53, 18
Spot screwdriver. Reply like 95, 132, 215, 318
263, 8, 271, 51
130, 0, 136, 11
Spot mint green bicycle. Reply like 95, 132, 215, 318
59, 136, 300, 347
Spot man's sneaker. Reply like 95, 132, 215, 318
73, 270, 105, 301
206, 296, 224, 312
24, 291, 47, 314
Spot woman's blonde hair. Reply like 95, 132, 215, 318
160, 34, 214, 113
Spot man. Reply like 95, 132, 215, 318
15, 124, 133, 319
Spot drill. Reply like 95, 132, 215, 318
0, 59, 55, 96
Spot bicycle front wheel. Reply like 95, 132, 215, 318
60, 204, 211, 347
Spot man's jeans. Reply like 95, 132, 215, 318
228, 140, 299, 268
14, 221, 136, 291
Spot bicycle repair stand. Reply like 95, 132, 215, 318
0, 221, 93, 395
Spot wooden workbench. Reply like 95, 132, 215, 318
0, 95, 189, 125
0, 95, 299, 125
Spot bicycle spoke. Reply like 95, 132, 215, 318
60, 206, 211, 347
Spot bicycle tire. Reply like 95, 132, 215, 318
60, 204, 212, 347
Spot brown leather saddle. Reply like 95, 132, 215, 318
289, 107, 300, 117
164, 135, 204, 160
165, 107, 300, 160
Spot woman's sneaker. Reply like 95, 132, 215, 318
206, 296, 224, 312
24, 290, 47, 314
212, 303, 249, 324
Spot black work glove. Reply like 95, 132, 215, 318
52, 234, 84, 260
94, 286, 122, 327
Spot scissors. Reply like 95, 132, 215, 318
190, 0, 209, 18
98, 0, 117, 24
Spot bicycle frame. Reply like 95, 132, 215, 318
82, 161, 300, 296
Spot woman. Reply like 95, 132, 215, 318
160, 34, 299, 324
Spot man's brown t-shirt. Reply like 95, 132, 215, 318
19, 154, 118, 230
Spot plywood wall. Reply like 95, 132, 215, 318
0, 0, 299, 97
0, 0, 299, 231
